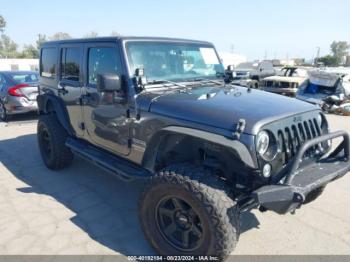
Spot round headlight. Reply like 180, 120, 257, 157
256, 130, 270, 155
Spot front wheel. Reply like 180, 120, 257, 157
139, 164, 240, 259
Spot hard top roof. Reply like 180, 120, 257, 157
41, 36, 213, 47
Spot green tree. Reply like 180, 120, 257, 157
0, 15, 6, 33
84, 31, 98, 38
20, 44, 39, 58
49, 32, 72, 41
317, 55, 338, 66
330, 41, 349, 64
0, 34, 20, 58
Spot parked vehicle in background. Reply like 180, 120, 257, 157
296, 69, 350, 112
229, 61, 275, 88
37, 37, 350, 259
262, 67, 308, 97
0, 71, 39, 121
219, 51, 247, 68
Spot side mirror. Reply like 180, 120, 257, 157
224, 65, 236, 83
227, 65, 234, 71
260, 68, 263, 72
97, 74, 122, 92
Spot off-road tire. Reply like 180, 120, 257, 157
139, 164, 240, 259
304, 186, 326, 204
37, 114, 73, 170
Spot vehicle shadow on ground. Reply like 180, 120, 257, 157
0, 112, 38, 124
0, 134, 259, 255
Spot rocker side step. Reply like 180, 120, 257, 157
65, 137, 152, 182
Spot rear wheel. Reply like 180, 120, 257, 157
37, 114, 73, 170
139, 164, 240, 259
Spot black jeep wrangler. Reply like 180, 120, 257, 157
37, 37, 350, 258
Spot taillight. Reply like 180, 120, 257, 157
8, 84, 29, 97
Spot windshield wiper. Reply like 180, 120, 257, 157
190, 78, 224, 86
145, 79, 187, 88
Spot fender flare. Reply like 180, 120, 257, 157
37, 94, 75, 136
141, 126, 256, 172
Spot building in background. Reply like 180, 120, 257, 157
0, 59, 39, 71
346, 56, 350, 66
219, 52, 247, 68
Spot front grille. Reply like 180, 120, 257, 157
277, 117, 323, 164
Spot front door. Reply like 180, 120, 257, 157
82, 43, 130, 156
58, 44, 84, 137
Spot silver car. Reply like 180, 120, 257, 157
0, 71, 39, 121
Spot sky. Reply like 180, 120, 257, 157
1, 0, 349, 60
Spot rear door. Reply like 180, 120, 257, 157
81, 42, 130, 156
58, 44, 84, 137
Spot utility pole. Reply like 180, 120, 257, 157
230, 44, 234, 54
315, 46, 320, 64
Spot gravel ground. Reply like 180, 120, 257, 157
0, 113, 349, 256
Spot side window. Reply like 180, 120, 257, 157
61, 47, 81, 82
88, 47, 122, 85
263, 62, 273, 70
41, 48, 57, 78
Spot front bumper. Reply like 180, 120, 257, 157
250, 131, 350, 214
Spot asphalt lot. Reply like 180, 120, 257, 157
0, 113, 350, 255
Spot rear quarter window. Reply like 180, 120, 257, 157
40, 48, 57, 78
10, 73, 39, 83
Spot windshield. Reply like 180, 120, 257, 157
125, 41, 225, 82
9, 73, 38, 84
236, 62, 258, 69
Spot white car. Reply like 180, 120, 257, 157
230, 61, 275, 88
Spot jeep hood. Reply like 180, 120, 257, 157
137, 85, 318, 135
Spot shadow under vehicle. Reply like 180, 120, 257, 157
36, 36, 350, 260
